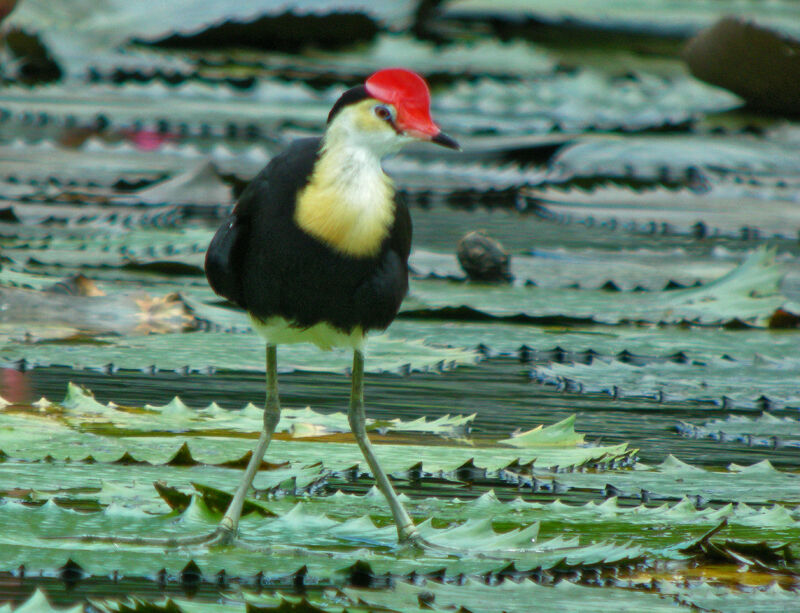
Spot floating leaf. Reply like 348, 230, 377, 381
0, 329, 479, 374
499, 414, 584, 448
515, 457, 800, 506
677, 413, 800, 448
0, 285, 201, 338
134, 160, 233, 207
253, 33, 557, 79
441, 0, 800, 40
345, 577, 687, 613
405, 246, 796, 328
410, 246, 738, 290
436, 71, 739, 134
1, 588, 84, 613
544, 134, 800, 187
5, 0, 413, 79
190, 483, 275, 518
659, 581, 800, 612
529, 182, 800, 239
531, 355, 800, 410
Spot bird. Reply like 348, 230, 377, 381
202, 68, 460, 548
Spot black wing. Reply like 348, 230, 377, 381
204, 137, 321, 309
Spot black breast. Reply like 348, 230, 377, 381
204, 137, 412, 334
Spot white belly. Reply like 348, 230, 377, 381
250, 315, 365, 351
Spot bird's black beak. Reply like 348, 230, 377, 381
431, 131, 461, 151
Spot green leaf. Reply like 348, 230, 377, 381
532, 354, 800, 410
443, 0, 800, 44
404, 247, 795, 327
530, 456, 800, 506
659, 581, 800, 613
678, 413, 800, 448
544, 133, 800, 186
1, 329, 479, 374
345, 577, 690, 613
2, 589, 84, 613
389, 319, 800, 364
530, 182, 800, 240
411, 245, 738, 290
498, 414, 584, 447
54, 383, 475, 438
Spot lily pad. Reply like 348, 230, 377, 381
59, 382, 475, 439
235, 33, 557, 80
544, 134, 800, 187
404, 246, 797, 328
677, 413, 800, 448
436, 71, 739, 134
529, 182, 800, 239
346, 577, 689, 613
411, 246, 739, 290
499, 414, 584, 447
660, 581, 800, 613
515, 456, 800, 506
531, 356, 800, 410
4, 0, 415, 79
441, 0, 800, 40
0, 329, 479, 374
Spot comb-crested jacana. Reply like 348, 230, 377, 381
201, 68, 459, 547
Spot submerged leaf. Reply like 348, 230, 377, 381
190, 483, 275, 518
679, 519, 795, 570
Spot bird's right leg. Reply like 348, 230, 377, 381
212, 342, 281, 543
65, 344, 281, 548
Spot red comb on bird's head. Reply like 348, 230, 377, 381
365, 68, 439, 138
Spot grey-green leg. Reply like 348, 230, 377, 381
216, 343, 281, 541
70, 344, 281, 548
348, 349, 419, 543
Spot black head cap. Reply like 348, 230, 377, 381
327, 85, 371, 124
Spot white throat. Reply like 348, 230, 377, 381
294, 127, 398, 257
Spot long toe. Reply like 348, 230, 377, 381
397, 528, 460, 557
209, 525, 237, 546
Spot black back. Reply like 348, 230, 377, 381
204, 137, 412, 333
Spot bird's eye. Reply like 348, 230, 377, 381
373, 105, 393, 121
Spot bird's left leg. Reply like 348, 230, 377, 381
59, 344, 281, 548
348, 349, 428, 547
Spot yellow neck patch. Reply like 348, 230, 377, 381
295, 138, 396, 258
